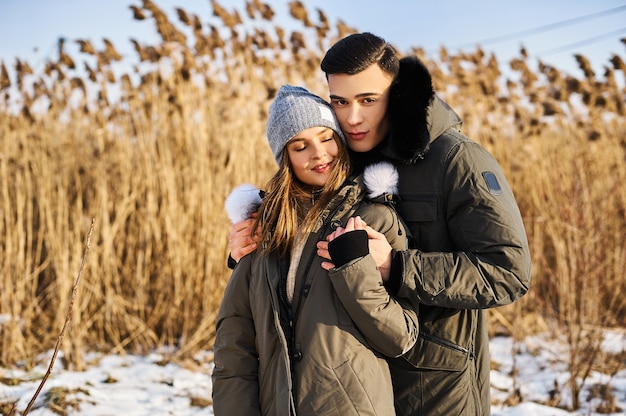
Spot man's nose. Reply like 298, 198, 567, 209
347, 104, 362, 125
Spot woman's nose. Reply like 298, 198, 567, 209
310, 142, 326, 158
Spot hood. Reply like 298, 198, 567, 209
362, 161, 400, 205
387, 56, 462, 164
224, 163, 400, 223
224, 184, 263, 224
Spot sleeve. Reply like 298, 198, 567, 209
395, 141, 531, 309
327, 229, 369, 267
211, 256, 262, 416
328, 205, 419, 358
227, 254, 237, 269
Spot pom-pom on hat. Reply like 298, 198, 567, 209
266, 85, 345, 164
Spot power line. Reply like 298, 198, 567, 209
534, 27, 626, 56
451, 4, 626, 50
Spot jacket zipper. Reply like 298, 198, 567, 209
289, 188, 354, 346
419, 332, 476, 360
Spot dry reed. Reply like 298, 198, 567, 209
0, 4, 625, 410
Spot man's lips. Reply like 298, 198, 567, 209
347, 131, 367, 140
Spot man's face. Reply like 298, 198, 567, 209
327, 64, 393, 153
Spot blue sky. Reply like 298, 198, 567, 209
1, 0, 625, 78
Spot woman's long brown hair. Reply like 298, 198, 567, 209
253, 133, 351, 255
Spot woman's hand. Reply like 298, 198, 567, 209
317, 216, 392, 280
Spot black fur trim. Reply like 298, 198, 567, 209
388, 56, 435, 163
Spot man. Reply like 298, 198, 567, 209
228, 32, 531, 415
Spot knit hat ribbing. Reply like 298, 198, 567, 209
266, 85, 345, 164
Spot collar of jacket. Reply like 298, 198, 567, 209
386, 56, 462, 164
312, 176, 363, 231
225, 164, 400, 235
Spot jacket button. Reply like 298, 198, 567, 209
302, 284, 311, 297
292, 350, 302, 362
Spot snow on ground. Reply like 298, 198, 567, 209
490, 332, 626, 416
1, 332, 625, 415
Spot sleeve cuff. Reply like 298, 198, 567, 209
328, 229, 369, 268
383, 250, 403, 295
227, 254, 237, 270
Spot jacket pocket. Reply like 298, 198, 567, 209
331, 354, 394, 415
299, 360, 384, 415
398, 332, 471, 371
397, 195, 438, 247
397, 195, 438, 222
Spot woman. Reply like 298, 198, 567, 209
212, 85, 418, 415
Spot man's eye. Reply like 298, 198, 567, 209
332, 100, 346, 107
363, 97, 376, 104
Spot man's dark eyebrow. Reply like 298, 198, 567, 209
329, 92, 383, 100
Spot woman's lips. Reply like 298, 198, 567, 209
312, 162, 332, 173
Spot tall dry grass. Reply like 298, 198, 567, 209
1, 1, 625, 407
0, 0, 337, 369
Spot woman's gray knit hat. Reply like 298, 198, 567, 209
266, 85, 345, 164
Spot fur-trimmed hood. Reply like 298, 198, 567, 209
387, 56, 462, 164
224, 183, 263, 224
224, 162, 399, 223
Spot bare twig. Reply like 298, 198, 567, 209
19, 219, 95, 416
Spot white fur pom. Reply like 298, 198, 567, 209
224, 184, 263, 224
363, 162, 399, 199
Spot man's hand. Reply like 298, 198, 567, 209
229, 213, 260, 263
317, 216, 393, 281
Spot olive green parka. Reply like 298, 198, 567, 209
341, 56, 532, 415
212, 166, 418, 416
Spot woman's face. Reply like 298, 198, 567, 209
286, 126, 339, 188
